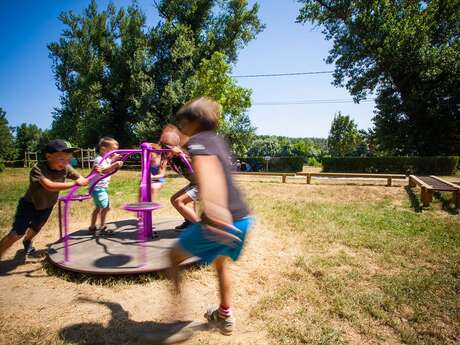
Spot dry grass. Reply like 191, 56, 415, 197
0, 168, 459, 345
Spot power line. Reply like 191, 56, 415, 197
252, 98, 375, 106
232, 71, 334, 78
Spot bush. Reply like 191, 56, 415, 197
238, 157, 305, 172
322, 156, 459, 175
306, 156, 321, 167
0, 162, 4, 172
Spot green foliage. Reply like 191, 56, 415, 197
247, 135, 327, 158
307, 156, 321, 167
188, 52, 254, 156
50, 0, 264, 151
0, 107, 16, 162
49, 1, 152, 147
297, 1, 460, 156
15, 123, 46, 159
240, 156, 305, 172
327, 112, 362, 157
322, 156, 459, 175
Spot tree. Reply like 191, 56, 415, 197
49, 0, 264, 149
137, 0, 264, 141
247, 136, 282, 157
297, 0, 460, 155
189, 52, 254, 156
246, 135, 326, 158
327, 112, 361, 157
49, 1, 152, 147
0, 107, 16, 162
15, 123, 44, 159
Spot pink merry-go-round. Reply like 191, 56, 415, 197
47, 143, 199, 275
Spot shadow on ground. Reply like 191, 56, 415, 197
0, 249, 47, 276
59, 298, 208, 345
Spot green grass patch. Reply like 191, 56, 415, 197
249, 193, 459, 344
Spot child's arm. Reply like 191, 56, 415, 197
38, 176, 87, 192
193, 155, 241, 245
99, 160, 123, 174
66, 166, 89, 186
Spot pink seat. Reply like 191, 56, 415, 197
123, 202, 162, 212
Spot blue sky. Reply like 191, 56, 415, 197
0, 0, 375, 139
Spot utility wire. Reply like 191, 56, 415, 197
252, 98, 375, 106
232, 71, 334, 78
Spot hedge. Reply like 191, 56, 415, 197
322, 156, 459, 175
238, 157, 305, 172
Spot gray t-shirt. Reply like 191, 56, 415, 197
187, 131, 249, 220
24, 162, 81, 210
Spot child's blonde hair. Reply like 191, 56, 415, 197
98, 137, 119, 152
175, 97, 221, 131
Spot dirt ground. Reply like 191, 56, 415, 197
0, 176, 458, 345
0, 181, 303, 345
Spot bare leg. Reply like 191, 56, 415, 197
100, 207, 110, 228
168, 244, 192, 295
23, 228, 38, 242
0, 232, 22, 259
151, 183, 163, 202
171, 193, 199, 223
90, 208, 100, 228
215, 256, 231, 308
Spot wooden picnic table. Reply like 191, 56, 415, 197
408, 175, 460, 208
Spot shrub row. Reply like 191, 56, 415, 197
238, 157, 305, 172
322, 156, 459, 175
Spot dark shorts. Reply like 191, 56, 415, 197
10, 198, 53, 236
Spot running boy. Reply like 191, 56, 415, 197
0, 139, 88, 259
168, 97, 253, 335
89, 137, 123, 234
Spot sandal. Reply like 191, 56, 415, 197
99, 226, 113, 235
88, 226, 97, 233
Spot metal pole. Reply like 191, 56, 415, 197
58, 200, 63, 240
140, 143, 153, 239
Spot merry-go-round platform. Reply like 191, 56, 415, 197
47, 218, 200, 275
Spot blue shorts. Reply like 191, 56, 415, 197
91, 187, 110, 209
152, 177, 166, 184
178, 216, 254, 265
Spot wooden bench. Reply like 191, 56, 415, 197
408, 175, 460, 208
233, 172, 296, 183
296, 172, 407, 186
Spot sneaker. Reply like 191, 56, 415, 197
175, 220, 191, 231
23, 240, 36, 255
204, 307, 235, 336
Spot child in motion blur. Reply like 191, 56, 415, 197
167, 97, 254, 335
0, 140, 89, 259
89, 137, 123, 234
160, 129, 200, 230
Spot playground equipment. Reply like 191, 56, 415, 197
24, 151, 38, 168
47, 143, 196, 274
79, 148, 96, 169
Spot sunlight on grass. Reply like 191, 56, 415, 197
0, 168, 459, 344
